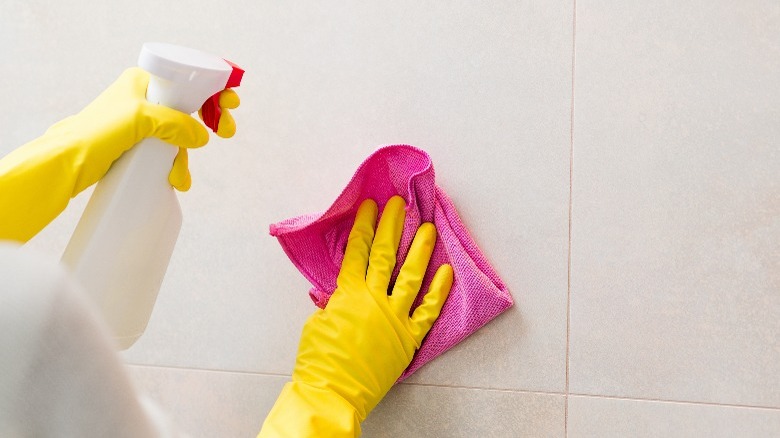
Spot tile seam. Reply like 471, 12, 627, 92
568, 392, 780, 412
125, 363, 290, 378
565, 0, 578, 436
127, 364, 780, 411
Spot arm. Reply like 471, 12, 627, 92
259, 196, 454, 437
0, 243, 184, 436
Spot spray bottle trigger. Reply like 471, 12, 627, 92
201, 60, 244, 133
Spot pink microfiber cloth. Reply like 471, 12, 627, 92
269, 145, 513, 380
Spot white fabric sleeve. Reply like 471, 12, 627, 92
0, 243, 188, 438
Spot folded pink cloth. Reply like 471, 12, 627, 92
269, 145, 513, 380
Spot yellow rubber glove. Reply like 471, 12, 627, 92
259, 196, 454, 437
171, 87, 240, 190
0, 67, 239, 243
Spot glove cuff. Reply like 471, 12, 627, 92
259, 381, 362, 437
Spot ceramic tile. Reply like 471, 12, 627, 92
127, 365, 286, 438
570, 0, 780, 407
364, 385, 565, 437
568, 395, 780, 438
1, 1, 574, 392
128, 366, 565, 438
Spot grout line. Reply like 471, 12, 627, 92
409, 384, 780, 413
400, 381, 567, 398
125, 363, 291, 379
568, 393, 780, 412
127, 364, 780, 411
565, 0, 578, 437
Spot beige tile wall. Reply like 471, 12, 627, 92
3, 0, 777, 436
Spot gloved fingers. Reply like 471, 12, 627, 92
215, 108, 237, 138
219, 88, 240, 109
168, 147, 192, 192
197, 89, 240, 138
409, 264, 453, 345
390, 222, 436, 317
143, 104, 209, 149
366, 196, 406, 295
337, 199, 378, 288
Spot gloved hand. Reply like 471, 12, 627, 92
44, 67, 240, 191
0, 67, 239, 242
168, 85, 240, 190
259, 196, 454, 437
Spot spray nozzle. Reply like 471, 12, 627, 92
201, 60, 244, 133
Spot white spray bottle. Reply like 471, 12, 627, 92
61, 43, 243, 349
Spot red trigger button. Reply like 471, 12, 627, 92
202, 60, 244, 133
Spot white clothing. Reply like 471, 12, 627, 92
0, 243, 185, 437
